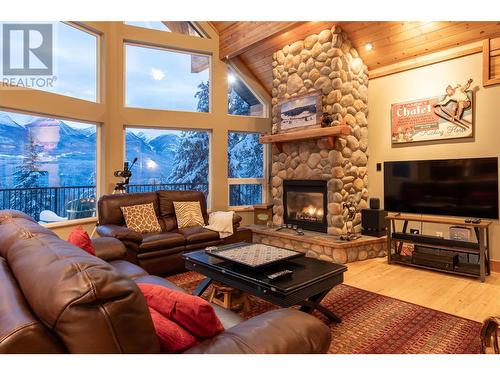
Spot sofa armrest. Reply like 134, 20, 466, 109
91, 237, 127, 262
184, 309, 331, 354
232, 213, 242, 228
96, 224, 143, 244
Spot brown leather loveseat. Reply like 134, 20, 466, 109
0, 210, 331, 354
97, 190, 242, 276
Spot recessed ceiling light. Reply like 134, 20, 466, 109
365, 43, 373, 51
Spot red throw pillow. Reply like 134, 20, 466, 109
137, 283, 224, 339
67, 225, 95, 256
148, 307, 196, 353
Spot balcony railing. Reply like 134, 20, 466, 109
0, 183, 209, 221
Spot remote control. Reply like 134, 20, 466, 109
267, 270, 293, 281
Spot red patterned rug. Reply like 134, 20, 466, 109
167, 271, 482, 354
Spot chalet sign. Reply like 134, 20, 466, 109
391, 80, 474, 144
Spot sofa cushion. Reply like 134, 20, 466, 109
138, 283, 224, 340
0, 215, 160, 354
67, 226, 95, 256
157, 190, 209, 230
97, 192, 160, 227
148, 306, 196, 353
177, 226, 220, 244
132, 275, 244, 330
121, 203, 162, 233
110, 259, 149, 279
0, 257, 65, 354
173, 201, 205, 228
140, 232, 186, 253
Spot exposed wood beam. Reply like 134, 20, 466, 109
219, 21, 305, 60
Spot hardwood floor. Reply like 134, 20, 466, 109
344, 257, 500, 322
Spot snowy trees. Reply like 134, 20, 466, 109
10, 134, 49, 219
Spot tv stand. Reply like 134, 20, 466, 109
386, 213, 492, 282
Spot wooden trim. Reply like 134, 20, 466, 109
491, 260, 500, 273
369, 41, 483, 79
386, 213, 492, 229
260, 125, 351, 144
483, 37, 500, 87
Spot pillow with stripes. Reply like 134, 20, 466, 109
173, 201, 205, 229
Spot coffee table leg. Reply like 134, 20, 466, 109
298, 290, 341, 323
193, 277, 212, 296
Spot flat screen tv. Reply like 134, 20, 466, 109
384, 157, 499, 219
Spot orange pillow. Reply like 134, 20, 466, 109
67, 225, 95, 256
137, 283, 224, 340
148, 307, 196, 353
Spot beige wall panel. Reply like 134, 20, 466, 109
368, 53, 500, 260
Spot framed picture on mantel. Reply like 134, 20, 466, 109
278, 91, 322, 133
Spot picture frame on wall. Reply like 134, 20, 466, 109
278, 91, 323, 133
391, 79, 474, 144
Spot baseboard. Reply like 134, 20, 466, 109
491, 260, 500, 273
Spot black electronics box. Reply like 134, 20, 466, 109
412, 250, 457, 271
361, 209, 387, 237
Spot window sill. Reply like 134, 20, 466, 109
42, 217, 97, 229
229, 206, 255, 212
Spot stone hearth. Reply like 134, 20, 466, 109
249, 225, 386, 264
270, 26, 369, 237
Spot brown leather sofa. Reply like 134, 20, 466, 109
97, 190, 242, 276
0, 210, 331, 354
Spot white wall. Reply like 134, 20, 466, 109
368, 53, 500, 261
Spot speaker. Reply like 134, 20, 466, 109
361, 209, 387, 237
369, 197, 380, 209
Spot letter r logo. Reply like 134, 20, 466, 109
2, 24, 53, 76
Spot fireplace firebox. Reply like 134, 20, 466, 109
283, 179, 328, 233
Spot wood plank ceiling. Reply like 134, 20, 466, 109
211, 21, 500, 93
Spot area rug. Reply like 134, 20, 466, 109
166, 271, 482, 354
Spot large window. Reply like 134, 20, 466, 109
0, 22, 98, 102
125, 44, 210, 112
125, 22, 203, 37
228, 67, 265, 117
0, 109, 97, 222
125, 127, 210, 197
228, 132, 265, 207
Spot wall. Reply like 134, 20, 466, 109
368, 53, 500, 261
0, 22, 271, 235
270, 26, 369, 235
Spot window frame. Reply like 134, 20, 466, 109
124, 21, 207, 39
123, 125, 212, 209
227, 131, 268, 210
227, 64, 268, 119
0, 106, 102, 225
123, 42, 213, 113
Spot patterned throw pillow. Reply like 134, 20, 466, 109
120, 203, 162, 233
173, 201, 205, 229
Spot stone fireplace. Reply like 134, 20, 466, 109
283, 179, 327, 232
270, 26, 369, 237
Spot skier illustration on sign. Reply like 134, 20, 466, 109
433, 78, 473, 128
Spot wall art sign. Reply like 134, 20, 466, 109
278, 91, 322, 133
391, 79, 474, 144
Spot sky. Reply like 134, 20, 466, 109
0, 21, 209, 111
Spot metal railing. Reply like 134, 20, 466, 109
0, 182, 209, 221
127, 183, 209, 197
0, 186, 96, 221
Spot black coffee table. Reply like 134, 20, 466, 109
183, 245, 347, 323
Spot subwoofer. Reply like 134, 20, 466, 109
361, 208, 387, 237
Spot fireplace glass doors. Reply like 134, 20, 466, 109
283, 179, 328, 233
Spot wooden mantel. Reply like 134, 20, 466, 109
259, 126, 351, 152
